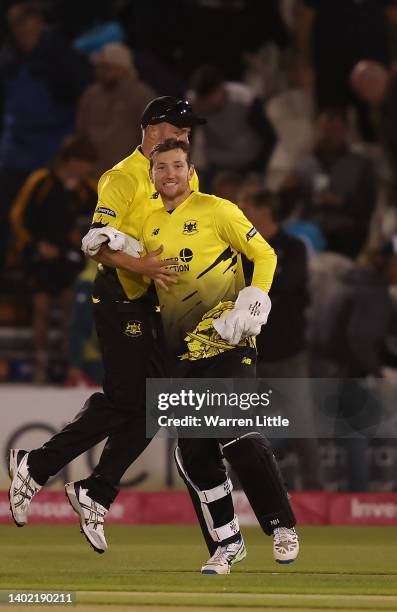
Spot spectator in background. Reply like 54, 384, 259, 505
280, 108, 377, 259
189, 65, 276, 191
309, 241, 397, 379
116, 1, 289, 89
77, 42, 156, 178
265, 55, 315, 191
295, 0, 397, 140
52, 0, 123, 42
350, 59, 397, 201
242, 190, 323, 490
308, 239, 397, 491
115, 0, 187, 96
212, 170, 244, 202
0, 3, 92, 269
180, 0, 290, 80
10, 135, 97, 383
350, 60, 391, 108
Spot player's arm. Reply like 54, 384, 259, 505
82, 171, 142, 257
83, 171, 178, 288
137, 219, 180, 292
93, 245, 178, 291
212, 199, 277, 344
213, 199, 277, 292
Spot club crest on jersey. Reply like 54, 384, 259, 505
124, 320, 142, 337
183, 220, 198, 234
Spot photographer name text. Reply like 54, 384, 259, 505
157, 415, 289, 428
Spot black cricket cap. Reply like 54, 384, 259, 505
141, 96, 206, 128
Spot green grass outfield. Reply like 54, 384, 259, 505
0, 525, 396, 611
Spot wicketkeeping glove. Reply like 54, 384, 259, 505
81, 227, 143, 258
212, 286, 271, 345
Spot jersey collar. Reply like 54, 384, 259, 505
164, 190, 195, 214
136, 145, 150, 167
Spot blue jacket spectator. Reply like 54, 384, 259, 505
0, 4, 92, 173
0, 3, 92, 269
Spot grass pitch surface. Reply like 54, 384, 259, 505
0, 525, 396, 611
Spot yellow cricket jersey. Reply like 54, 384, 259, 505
91, 147, 199, 300
141, 191, 277, 359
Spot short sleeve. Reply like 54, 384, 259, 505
91, 170, 137, 230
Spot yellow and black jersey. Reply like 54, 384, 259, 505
141, 191, 277, 358
91, 147, 199, 300
180, 301, 257, 361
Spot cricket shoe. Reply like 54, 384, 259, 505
65, 481, 108, 554
273, 526, 299, 564
8, 449, 41, 527
201, 537, 247, 574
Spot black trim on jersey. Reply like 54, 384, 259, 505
224, 254, 238, 274
182, 290, 199, 302
91, 220, 108, 229
179, 301, 203, 322
196, 246, 233, 279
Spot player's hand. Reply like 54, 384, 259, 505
135, 246, 179, 292
82, 227, 143, 257
213, 287, 271, 344
213, 310, 262, 345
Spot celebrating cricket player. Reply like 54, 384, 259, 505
143, 138, 299, 573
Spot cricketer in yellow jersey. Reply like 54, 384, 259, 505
8, 97, 207, 555
144, 138, 299, 574
142, 180, 275, 360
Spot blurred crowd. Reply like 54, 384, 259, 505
2, 0, 397, 491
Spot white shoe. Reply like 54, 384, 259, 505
201, 537, 247, 574
8, 449, 41, 527
65, 482, 108, 554
273, 526, 299, 564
